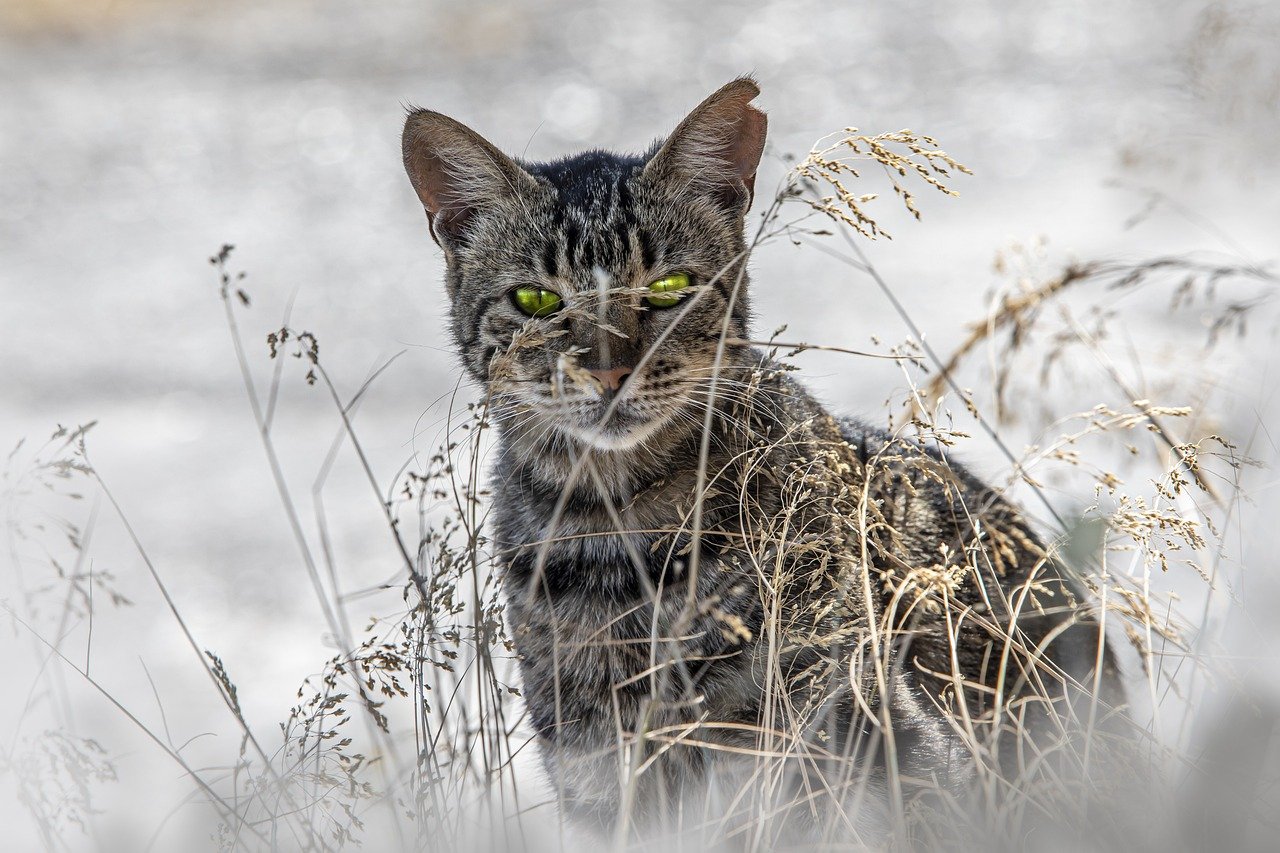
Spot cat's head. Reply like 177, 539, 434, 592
402, 78, 766, 452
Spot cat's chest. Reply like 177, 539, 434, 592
499, 498, 701, 604
497, 465, 723, 588
501, 515, 763, 749
495, 475, 752, 668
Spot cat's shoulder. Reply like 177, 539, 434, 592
834, 415, 981, 488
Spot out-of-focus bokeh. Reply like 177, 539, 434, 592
3, 0, 1278, 849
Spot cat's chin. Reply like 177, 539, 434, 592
560, 409, 674, 453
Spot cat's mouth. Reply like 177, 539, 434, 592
558, 398, 674, 452
504, 376, 692, 452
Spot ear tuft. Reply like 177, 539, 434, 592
644, 76, 768, 211
401, 109, 533, 245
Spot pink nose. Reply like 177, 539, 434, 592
587, 365, 633, 392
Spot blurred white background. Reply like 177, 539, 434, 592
2, 0, 1278, 849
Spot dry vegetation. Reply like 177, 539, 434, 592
4, 126, 1277, 851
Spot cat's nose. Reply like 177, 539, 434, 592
588, 365, 633, 393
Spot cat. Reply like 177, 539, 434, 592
401, 77, 1123, 845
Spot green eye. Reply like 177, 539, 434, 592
646, 272, 691, 308
512, 287, 562, 317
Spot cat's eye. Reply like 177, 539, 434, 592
646, 272, 691, 308
512, 287, 563, 318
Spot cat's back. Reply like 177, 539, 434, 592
832, 415, 1123, 717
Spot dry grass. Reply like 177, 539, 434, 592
4, 122, 1277, 852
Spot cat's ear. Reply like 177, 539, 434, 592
402, 109, 535, 245
644, 76, 768, 212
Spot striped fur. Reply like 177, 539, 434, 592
402, 78, 1121, 842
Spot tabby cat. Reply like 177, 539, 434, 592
401, 77, 1122, 845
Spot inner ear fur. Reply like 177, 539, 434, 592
644, 76, 768, 210
401, 109, 535, 244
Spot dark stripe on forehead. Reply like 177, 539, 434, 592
542, 239, 558, 278
615, 175, 635, 221
638, 229, 658, 270
526, 151, 647, 270
579, 226, 596, 270
612, 218, 631, 269
564, 219, 581, 266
